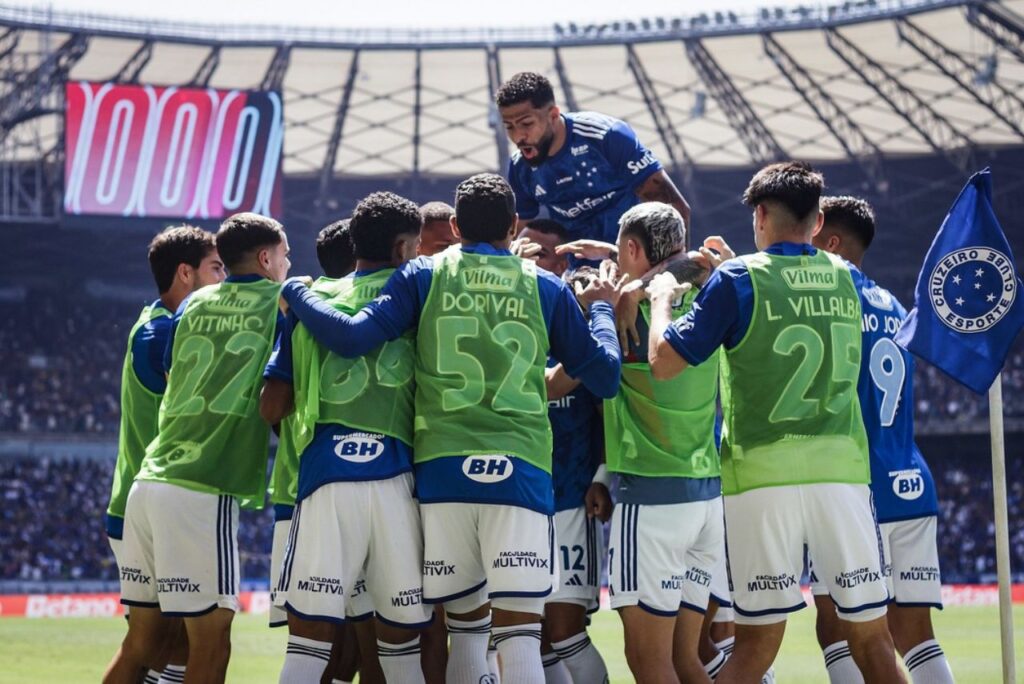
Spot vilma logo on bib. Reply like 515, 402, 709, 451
929, 247, 1017, 334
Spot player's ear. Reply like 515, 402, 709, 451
506, 213, 519, 239
176, 262, 193, 287
811, 210, 825, 238
450, 215, 462, 240
549, 104, 560, 122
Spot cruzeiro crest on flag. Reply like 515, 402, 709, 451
929, 246, 1017, 334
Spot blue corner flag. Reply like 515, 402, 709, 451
895, 168, 1024, 394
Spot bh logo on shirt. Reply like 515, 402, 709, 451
334, 433, 384, 463
462, 455, 514, 483
890, 469, 925, 500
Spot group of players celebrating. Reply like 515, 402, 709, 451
101, 71, 956, 684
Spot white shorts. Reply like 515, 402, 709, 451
269, 519, 290, 627
608, 497, 724, 616
725, 483, 888, 626
811, 515, 941, 609
547, 507, 602, 609
278, 473, 431, 627
272, 568, 375, 620
421, 502, 555, 616
119, 481, 240, 616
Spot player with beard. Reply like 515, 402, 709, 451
497, 72, 691, 248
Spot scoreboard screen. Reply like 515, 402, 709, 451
64, 82, 283, 220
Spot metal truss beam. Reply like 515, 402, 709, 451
825, 28, 973, 172
0, 33, 87, 137
113, 40, 153, 84
318, 50, 360, 211
552, 47, 579, 111
485, 46, 510, 173
684, 38, 785, 164
625, 43, 696, 207
897, 17, 1024, 141
189, 46, 221, 87
260, 45, 291, 91
762, 33, 886, 192
966, 3, 1024, 63
0, 29, 20, 65
412, 49, 422, 181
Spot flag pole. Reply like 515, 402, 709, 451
989, 372, 1016, 683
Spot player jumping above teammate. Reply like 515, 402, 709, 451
277, 173, 626, 683
809, 196, 954, 684
104, 226, 225, 684
647, 162, 905, 684
110, 213, 290, 684
497, 72, 691, 247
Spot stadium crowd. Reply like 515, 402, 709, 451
0, 452, 1020, 585
1, 291, 1021, 437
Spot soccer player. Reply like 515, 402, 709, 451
516, 219, 610, 684
277, 173, 625, 683
110, 213, 290, 684
104, 226, 225, 684
264, 193, 430, 684
419, 201, 459, 257
646, 162, 905, 683
496, 72, 691, 247
809, 196, 953, 684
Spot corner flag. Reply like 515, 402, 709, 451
894, 168, 1024, 394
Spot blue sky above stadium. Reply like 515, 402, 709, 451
42, 0, 804, 28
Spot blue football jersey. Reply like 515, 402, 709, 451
547, 357, 603, 512
852, 266, 939, 522
508, 112, 662, 244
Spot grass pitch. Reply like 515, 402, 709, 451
4, 605, 1021, 682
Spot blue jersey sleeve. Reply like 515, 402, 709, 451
264, 312, 295, 383
663, 260, 747, 366
508, 158, 540, 220
130, 316, 171, 394
603, 119, 662, 189
279, 259, 429, 358
162, 295, 192, 373
543, 276, 621, 398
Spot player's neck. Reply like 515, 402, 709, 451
355, 258, 392, 272
547, 116, 568, 158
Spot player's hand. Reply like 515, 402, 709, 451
694, 236, 735, 271
510, 237, 542, 261
616, 286, 644, 350
585, 483, 613, 522
646, 272, 692, 304
577, 259, 630, 308
285, 275, 313, 288
555, 239, 617, 262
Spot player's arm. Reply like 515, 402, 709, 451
259, 314, 295, 424
585, 405, 612, 522
548, 261, 625, 399
647, 273, 693, 379
636, 171, 691, 229
278, 263, 422, 358
545, 363, 581, 400
131, 317, 172, 394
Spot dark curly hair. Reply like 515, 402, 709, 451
820, 195, 876, 250
215, 213, 284, 272
742, 161, 824, 223
350, 191, 422, 262
316, 218, 356, 278
148, 225, 217, 294
454, 173, 516, 243
495, 72, 556, 109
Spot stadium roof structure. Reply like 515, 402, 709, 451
0, 0, 1023, 224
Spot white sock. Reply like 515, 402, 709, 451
330, 680, 352, 684
542, 652, 572, 684
492, 623, 544, 684
488, 642, 502, 683
143, 672, 160, 684
279, 635, 332, 683
551, 631, 608, 684
704, 651, 727, 679
823, 641, 864, 684
714, 636, 735, 658
905, 639, 954, 684
377, 637, 425, 684
157, 664, 186, 684
446, 616, 492, 684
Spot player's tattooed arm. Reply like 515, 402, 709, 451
259, 378, 294, 425
635, 170, 692, 237
646, 272, 692, 380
